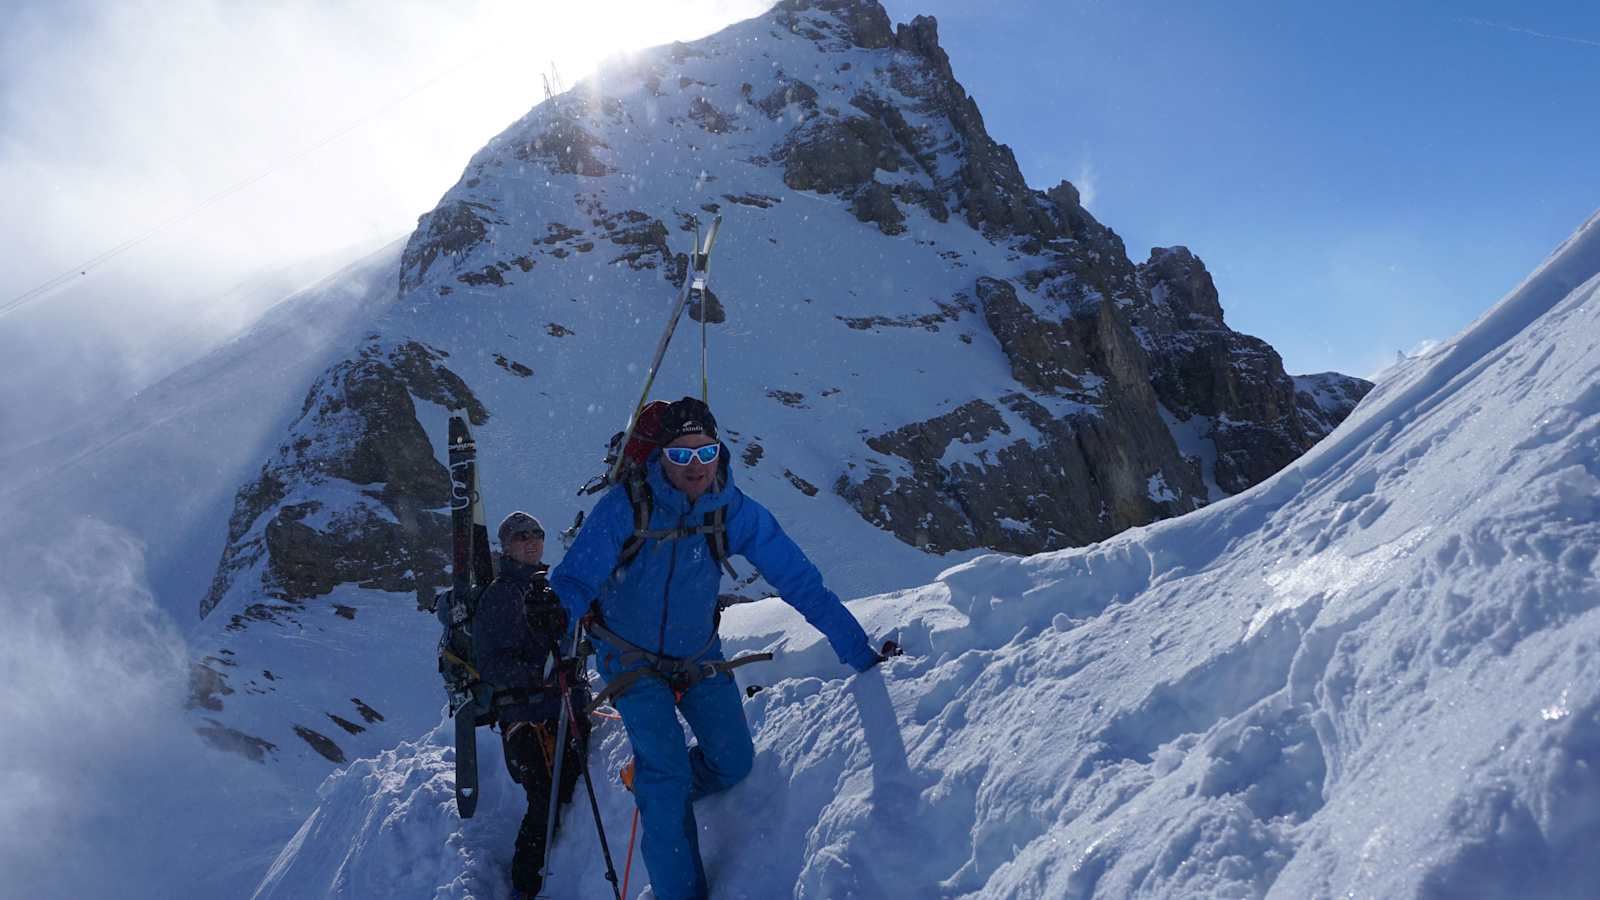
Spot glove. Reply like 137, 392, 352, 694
525, 603, 567, 638
854, 639, 905, 672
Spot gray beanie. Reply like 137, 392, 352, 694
497, 511, 544, 544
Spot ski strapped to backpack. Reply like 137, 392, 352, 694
601, 215, 722, 490
565, 216, 727, 559
434, 411, 498, 819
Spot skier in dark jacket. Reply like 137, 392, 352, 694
549, 397, 885, 900
473, 511, 589, 899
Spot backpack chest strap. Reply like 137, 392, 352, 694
636, 522, 719, 541
616, 498, 738, 580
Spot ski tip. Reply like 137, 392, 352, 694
460, 787, 476, 798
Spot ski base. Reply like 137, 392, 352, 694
455, 701, 480, 818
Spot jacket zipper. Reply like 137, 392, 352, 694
656, 511, 687, 655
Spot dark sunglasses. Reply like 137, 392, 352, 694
663, 444, 721, 466
509, 529, 545, 542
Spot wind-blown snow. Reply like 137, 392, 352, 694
0, 241, 404, 624
256, 208, 1600, 898
0, 243, 403, 898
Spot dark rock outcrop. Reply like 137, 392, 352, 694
199, 340, 484, 617
688, 96, 734, 134
1294, 372, 1372, 438
195, 720, 277, 763
688, 289, 727, 323
400, 201, 493, 290
605, 212, 673, 271
780, 115, 904, 195
886, 15, 1058, 240
851, 182, 906, 234
1133, 247, 1373, 492
778, 0, 894, 50
976, 278, 1094, 393
293, 725, 346, 764
754, 77, 820, 119
842, 271, 1208, 553
513, 118, 612, 177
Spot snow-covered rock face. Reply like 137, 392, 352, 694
261, 212, 1600, 899
198, 339, 484, 620
1133, 245, 1356, 495
192, 0, 1368, 822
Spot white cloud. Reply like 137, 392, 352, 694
1460, 17, 1600, 50
0, 518, 204, 893
1076, 157, 1099, 210
0, 0, 767, 448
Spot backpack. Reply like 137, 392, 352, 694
435, 567, 568, 724
433, 584, 496, 725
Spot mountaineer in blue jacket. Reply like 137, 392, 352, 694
549, 397, 884, 900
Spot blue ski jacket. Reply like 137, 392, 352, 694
549, 447, 878, 672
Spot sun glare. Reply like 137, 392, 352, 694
470, 1, 766, 104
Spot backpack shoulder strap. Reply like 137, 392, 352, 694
615, 470, 653, 573
704, 507, 737, 579
610, 469, 738, 580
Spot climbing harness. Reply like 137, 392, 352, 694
582, 613, 773, 714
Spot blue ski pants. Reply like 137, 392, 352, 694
609, 665, 755, 900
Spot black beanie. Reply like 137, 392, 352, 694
659, 396, 718, 442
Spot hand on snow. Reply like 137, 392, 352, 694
857, 639, 905, 672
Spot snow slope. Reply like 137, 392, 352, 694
252, 206, 1600, 897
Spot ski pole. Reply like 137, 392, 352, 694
537, 617, 582, 887
622, 808, 640, 899
559, 657, 622, 899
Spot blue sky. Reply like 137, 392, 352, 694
880, 0, 1600, 377
2, 1, 1596, 448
